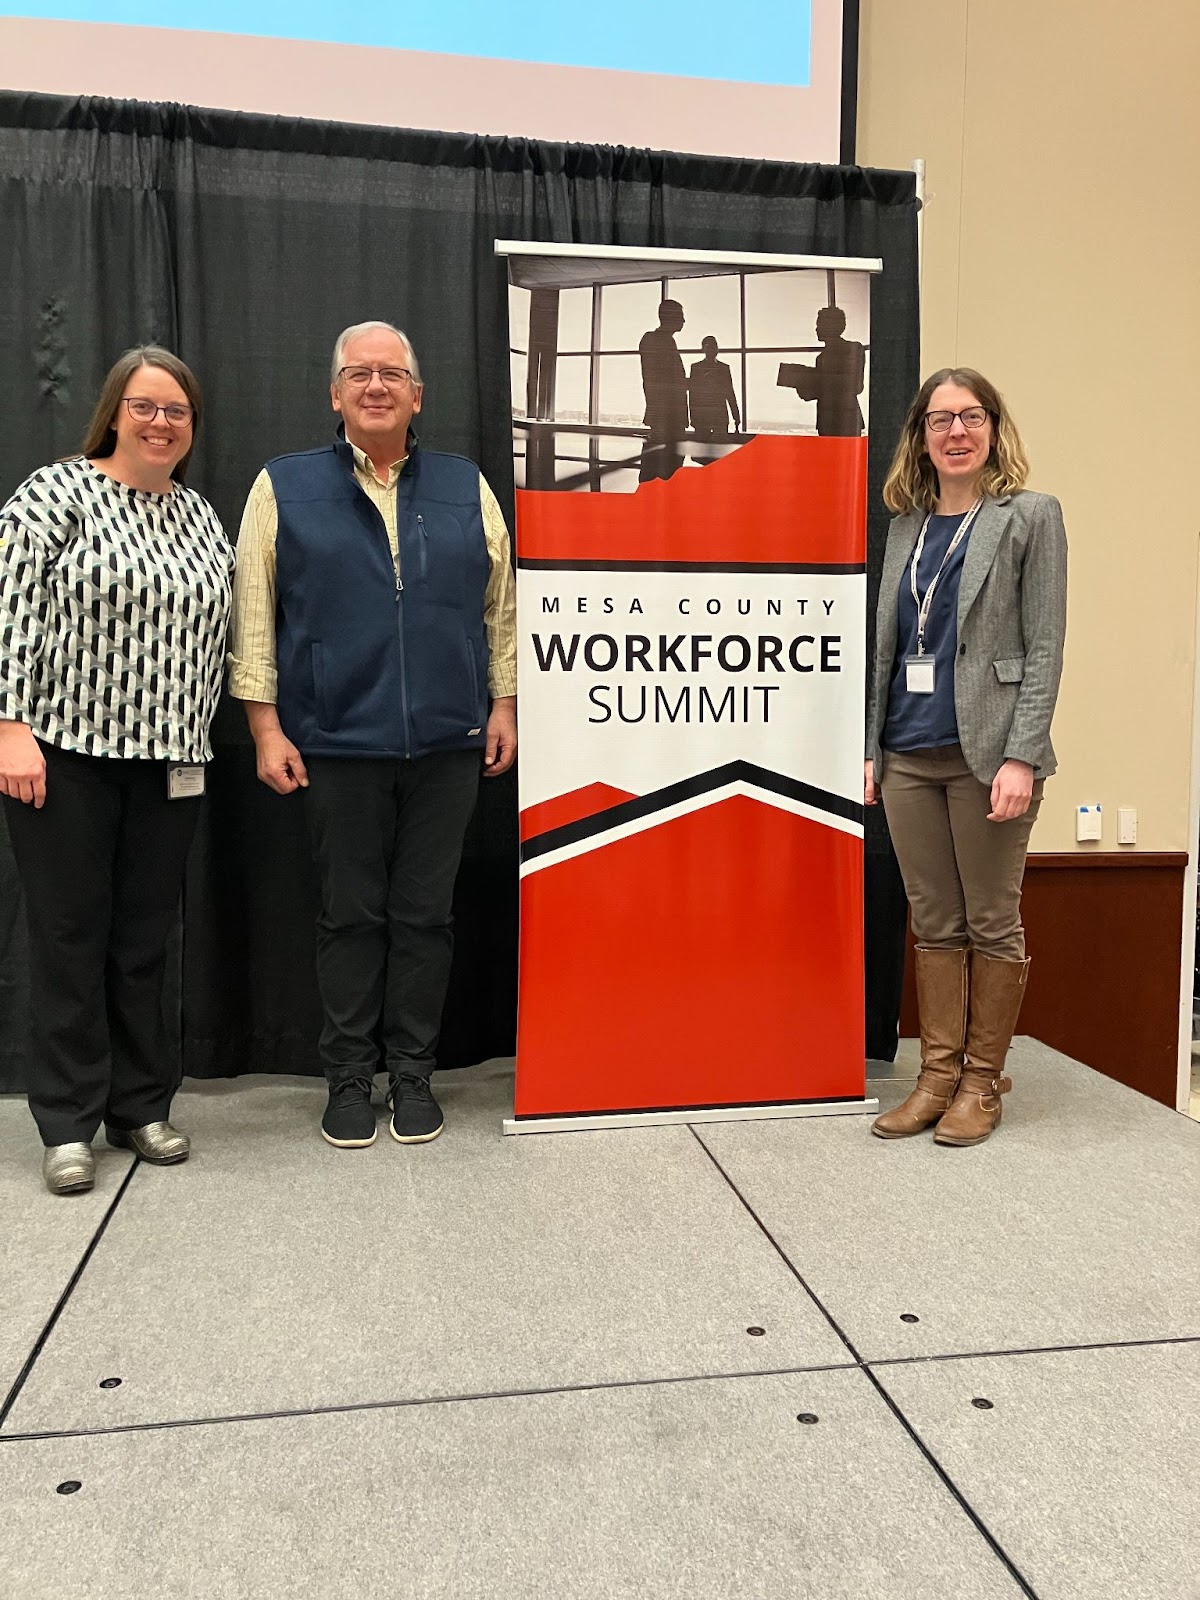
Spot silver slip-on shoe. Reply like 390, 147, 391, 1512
43, 1143, 96, 1195
105, 1121, 190, 1164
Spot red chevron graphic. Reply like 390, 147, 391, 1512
516, 793, 864, 1115
519, 782, 636, 844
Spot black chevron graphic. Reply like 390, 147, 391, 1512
521, 760, 864, 864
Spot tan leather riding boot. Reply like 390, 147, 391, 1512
872, 947, 968, 1138
935, 953, 1029, 1146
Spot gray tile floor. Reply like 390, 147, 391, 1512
2, 1040, 1198, 1599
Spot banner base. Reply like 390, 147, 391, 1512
502, 1097, 879, 1136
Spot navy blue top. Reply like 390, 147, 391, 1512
882, 512, 969, 752
268, 438, 491, 761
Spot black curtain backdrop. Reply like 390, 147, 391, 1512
0, 91, 916, 1091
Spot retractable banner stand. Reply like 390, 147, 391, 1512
497, 243, 881, 1133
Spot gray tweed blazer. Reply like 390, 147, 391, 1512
867, 490, 1068, 785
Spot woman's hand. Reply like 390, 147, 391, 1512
988, 758, 1034, 822
864, 759, 878, 806
0, 720, 47, 808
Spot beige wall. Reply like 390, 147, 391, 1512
858, 0, 1200, 852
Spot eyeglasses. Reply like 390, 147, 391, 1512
924, 407, 990, 433
123, 397, 194, 426
337, 366, 415, 390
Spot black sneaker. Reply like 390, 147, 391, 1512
388, 1074, 444, 1144
321, 1075, 377, 1148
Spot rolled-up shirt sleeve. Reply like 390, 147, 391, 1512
227, 469, 280, 703
480, 474, 517, 698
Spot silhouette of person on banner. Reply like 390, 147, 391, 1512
688, 336, 742, 439
779, 305, 866, 437
638, 299, 689, 482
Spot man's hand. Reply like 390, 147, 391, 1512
988, 758, 1034, 822
0, 720, 47, 808
244, 702, 308, 795
864, 759, 877, 807
255, 730, 309, 795
484, 696, 517, 778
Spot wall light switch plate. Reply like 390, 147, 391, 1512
1076, 804, 1102, 842
1117, 807, 1137, 845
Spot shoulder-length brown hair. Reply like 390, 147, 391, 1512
882, 367, 1029, 514
79, 346, 203, 483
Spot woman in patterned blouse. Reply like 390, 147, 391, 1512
0, 346, 234, 1194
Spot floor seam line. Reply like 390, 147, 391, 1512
868, 1333, 1200, 1369
864, 1363, 1042, 1599
0, 1157, 141, 1431
685, 1124, 867, 1361
686, 1123, 1043, 1600
0, 1359, 863, 1444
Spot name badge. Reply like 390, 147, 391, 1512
168, 764, 206, 800
905, 654, 936, 695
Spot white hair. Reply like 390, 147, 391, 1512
330, 321, 422, 385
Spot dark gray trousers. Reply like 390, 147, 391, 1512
4, 743, 201, 1145
303, 751, 481, 1084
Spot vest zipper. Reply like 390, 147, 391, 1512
395, 569, 412, 759
399, 510, 423, 754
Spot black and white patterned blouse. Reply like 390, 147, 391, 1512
0, 458, 235, 762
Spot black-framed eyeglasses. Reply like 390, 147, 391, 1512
924, 407, 990, 433
337, 366, 415, 390
122, 397, 194, 425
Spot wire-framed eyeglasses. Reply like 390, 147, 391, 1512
122, 397, 194, 425
924, 407, 990, 433
337, 366, 415, 390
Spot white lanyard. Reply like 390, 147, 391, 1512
909, 499, 983, 655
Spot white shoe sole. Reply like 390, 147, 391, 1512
320, 1128, 378, 1149
389, 1120, 443, 1145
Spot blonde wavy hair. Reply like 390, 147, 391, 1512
882, 367, 1029, 514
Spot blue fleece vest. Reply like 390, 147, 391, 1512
267, 437, 491, 759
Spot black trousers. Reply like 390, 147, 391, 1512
303, 751, 481, 1084
4, 743, 202, 1145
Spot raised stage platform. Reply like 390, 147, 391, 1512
2, 1041, 1198, 1598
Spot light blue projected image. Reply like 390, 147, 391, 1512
2, 0, 812, 86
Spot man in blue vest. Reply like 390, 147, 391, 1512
228, 321, 517, 1149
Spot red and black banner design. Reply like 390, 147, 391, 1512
504, 247, 874, 1121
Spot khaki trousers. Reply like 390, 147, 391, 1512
879, 744, 1043, 961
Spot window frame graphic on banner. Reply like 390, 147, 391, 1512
496, 241, 881, 1134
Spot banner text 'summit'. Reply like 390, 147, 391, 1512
587, 685, 784, 724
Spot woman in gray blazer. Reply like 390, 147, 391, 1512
866, 368, 1066, 1145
